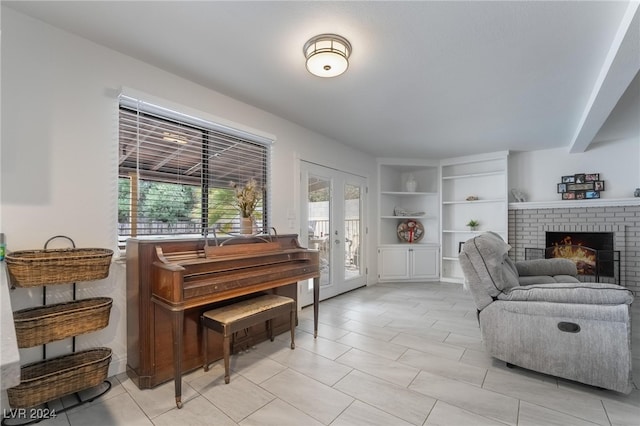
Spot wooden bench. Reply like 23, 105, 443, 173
200, 294, 296, 384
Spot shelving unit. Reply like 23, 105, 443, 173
377, 159, 440, 282
440, 151, 509, 283
3, 237, 113, 425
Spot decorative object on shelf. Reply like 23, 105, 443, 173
557, 173, 604, 200
393, 206, 425, 217
511, 188, 526, 202
230, 178, 261, 234
466, 219, 479, 231
397, 219, 424, 243
405, 174, 417, 192
466, 195, 479, 201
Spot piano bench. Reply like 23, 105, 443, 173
200, 294, 296, 384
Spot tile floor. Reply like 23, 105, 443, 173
13, 282, 640, 425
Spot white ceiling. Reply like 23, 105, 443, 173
5, 1, 640, 159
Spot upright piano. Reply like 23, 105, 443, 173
126, 233, 320, 408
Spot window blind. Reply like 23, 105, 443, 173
118, 96, 271, 243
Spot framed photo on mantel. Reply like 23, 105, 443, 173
558, 173, 604, 200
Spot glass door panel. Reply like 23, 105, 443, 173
299, 161, 367, 306
308, 174, 331, 288
344, 182, 363, 283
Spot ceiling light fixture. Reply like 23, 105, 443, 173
303, 34, 352, 78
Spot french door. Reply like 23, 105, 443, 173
299, 161, 367, 306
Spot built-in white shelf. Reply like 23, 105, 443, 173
381, 215, 436, 219
381, 191, 438, 196
442, 229, 504, 234
377, 159, 441, 282
509, 198, 640, 210
440, 151, 509, 283
443, 198, 505, 205
441, 171, 504, 180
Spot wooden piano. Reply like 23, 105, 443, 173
126, 233, 320, 408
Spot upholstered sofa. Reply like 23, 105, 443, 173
459, 232, 634, 393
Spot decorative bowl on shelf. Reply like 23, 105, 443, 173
394, 206, 425, 217
397, 219, 424, 243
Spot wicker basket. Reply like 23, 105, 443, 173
5, 248, 113, 287
7, 348, 112, 408
13, 298, 113, 348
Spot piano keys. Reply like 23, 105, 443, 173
126, 234, 320, 408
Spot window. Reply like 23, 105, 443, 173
118, 96, 271, 244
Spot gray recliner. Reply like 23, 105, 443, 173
459, 231, 634, 393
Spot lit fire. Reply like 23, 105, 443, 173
549, 237, 596, 275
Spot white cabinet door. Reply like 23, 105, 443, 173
378, 247, 410, 280
410, 246, 439, 280
378, 246, 439, 281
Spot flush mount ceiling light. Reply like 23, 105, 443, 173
303, 34, 352, 78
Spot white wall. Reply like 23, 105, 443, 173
0, 7, 377, 384
508, 138, 639, 202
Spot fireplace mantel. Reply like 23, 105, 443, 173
509, 198, 640, 210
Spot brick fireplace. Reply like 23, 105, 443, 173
508, 200, 640, 294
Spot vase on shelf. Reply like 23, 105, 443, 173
405, 174, 417, 192
240, 217, 253, 234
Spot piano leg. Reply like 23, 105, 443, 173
172, 310, 184, 409
313, 276, 320, 338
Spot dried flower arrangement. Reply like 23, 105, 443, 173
230, 178, 261, 218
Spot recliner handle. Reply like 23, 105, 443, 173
557, 322, 581, 333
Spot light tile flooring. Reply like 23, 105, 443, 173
20, 282, 640, 425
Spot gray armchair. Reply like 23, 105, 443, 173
459, 231, 634, 393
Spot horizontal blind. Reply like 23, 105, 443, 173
118, 97, 270, 242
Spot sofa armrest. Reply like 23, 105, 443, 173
515, 258, 577, 277
497, 282, 633, 305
